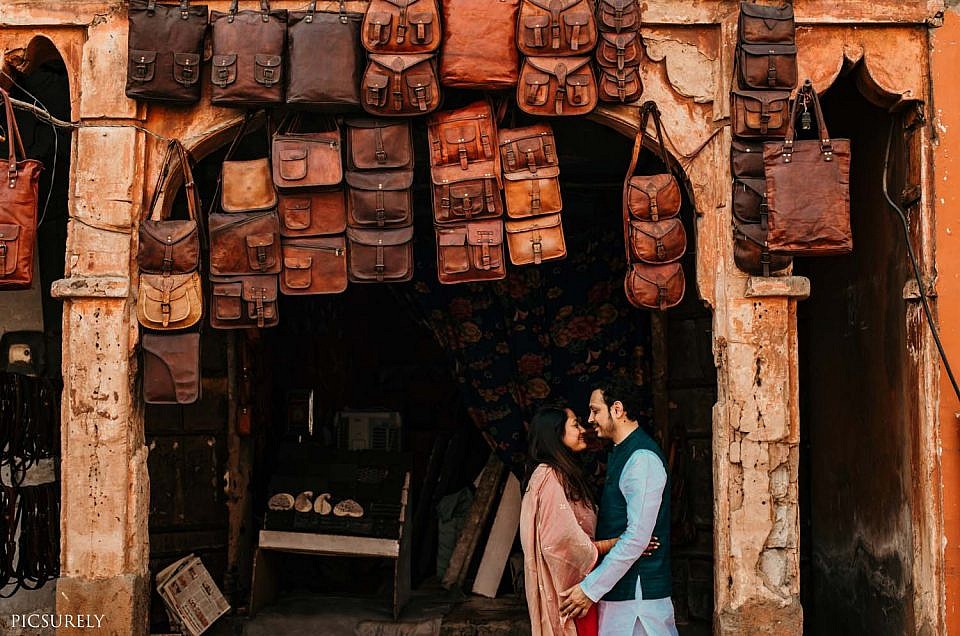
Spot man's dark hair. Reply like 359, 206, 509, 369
594, 374, 644, 423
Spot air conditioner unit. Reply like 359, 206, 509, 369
335, 410, 402, 451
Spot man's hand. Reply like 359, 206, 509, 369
558, 584, 594, 619
642, 535, 661, 557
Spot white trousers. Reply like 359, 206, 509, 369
598, 597, 678, 636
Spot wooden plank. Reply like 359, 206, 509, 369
471, 473, 521, 598
441, 453, 506, 590
249, 548, 278, 617
394, 472, 412, 619
258, 530, 400, 558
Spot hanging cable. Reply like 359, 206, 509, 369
882, 119, 960, 402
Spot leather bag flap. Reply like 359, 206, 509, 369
213, 54, 237, 68
366, 73, 389, 89
526, 56, 591, 76
505, 213, 562, 233
438, 227, 467, 247
466, 221, 503, 245
284, 256, 312, 270
347, 225, 414, 246
0, 224, 23, 241
141, 219, 198, 246
346, 168, 414, 191
241, 277, 278, 302
563, 12, 591, 26
246, 233, 276, 249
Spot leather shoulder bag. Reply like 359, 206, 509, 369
731, 88, 791, 139
362, 0, 441, 55
142, 332, 201, 404
209, 210, 281, 276
733, 221, 791, 277
596, 0, 640, 33
362, 53, 441, 116
427, 101, 498, 169
623, 104, 681, 223
431, 162, 503, 224
280, 236, 348, 295
209, 274, 279, 328
738, 1, 795, 45
221, 115, 277, 214
736, 43, 797, 91
346, 225, 415, 283
137, 271, 204, 330
435, 219, 506, 283
0, 88, 43, 291
287, 1, 364, 110
627, 217, 685, 265
517, 0, 597, 56
731, 139, 765, 179
504, 212, 566, 265
763, 80, 852, 255
127, 0, 208, 103
346, 168, 414, 228
272, 117, 343, 191
209, 0, 287, 106
595, 30, 644, 104
624, 262, 685, 311
732, 177, 767, 228
278, 190, 347, 237
439, 0, 520, 89
499, 124, 562, 218
345, 119, 414, 171
518, 56, 597, 116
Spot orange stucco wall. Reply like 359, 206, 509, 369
933, 8, 960, 633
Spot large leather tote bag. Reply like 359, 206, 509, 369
439, 0, 520, 89
126, 0, 208, 103
138, 141, 201, 275
210, 0, 287, 106
0, 88, 43, 291
287, 1, 364, 110
142, 332, 201, 404
763, 81, 852, 255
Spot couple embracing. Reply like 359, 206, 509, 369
519, 376, 678, 636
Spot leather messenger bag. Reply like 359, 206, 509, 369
278, 191, 347, 237
627, 217, 686, 265
738, 1, 795, 45
142, 332, 201, 405
0, 88, 43, 291
208, 210, 282, 276
220, 115, 277, 214
272, 118, 343, 192
346, 169, 414, 228
439, 0, 520, 89
517, 0, 597, 56
737, 43, 797, 91
733, 221, 791, 277
287, 1, 364, 110
209, 0, 287, 106
732, 177, 768, 228
362, 0, 441, 54
210, 274, 279, 328
499, 124, 562, 218
731, 139, 765, 179
280, 236, 348, 295
346, 225, 415, 283
427, 101, 498, 169
623, 103, 681, 223
504, 213, 566, 266
431, 162, 503, 223
362, 53, 441, 116
137, 271, 204, 330
435, 220, 506, 283
596, 0, 640, 33
126, 0, 208, 103
624, 262, 685, 311
731, 88, 790, 139
345, 119, 414, 171
518, 56, 597, 117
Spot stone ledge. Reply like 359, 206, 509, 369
50, 277, 129, 300
744, 276, 810, 300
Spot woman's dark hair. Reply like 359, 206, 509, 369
525, 406, 596, 507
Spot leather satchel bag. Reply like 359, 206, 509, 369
427, 101, 498, 169
221, 117, 277, 214
435, 220, 506, 283
287, 1, 364, 110
595, 31, 643, 104
738, 1, 795, 45
733, 222, 791, 276
346, 226, 415, 283
731, 139, 764, 179
517, 0, 597, 56
142, 332, 201, 405
597, 66, 642, 104
627, 218, 686, 264
208, 210, 281, 275
596, 0, 640, 33
209, 0, 287, 106
280, 236, 348, 295
499, 124, 562, 218
439, 0, 520, 89
278, 191, 346, 237
346, 169, 414, 227
624, 262, 685, 311
763, 81, 852, 255
623, 106, 681, 223
362, 53, 441, 116
732, 177, 767, 228
345, 119, 414, 171
137, 272, 204, 330
737, 43, 797, 91
731, 89, 790, 139
362, 0, 441, 54
0, 89, 43, 291
210, 274, 279, 328
518, 56, 597, 116
505, 213, 566, 265
272, 120, 343, 192
126, 0, 208, 103
431, 163, 503, 223
138, 141, 201, 275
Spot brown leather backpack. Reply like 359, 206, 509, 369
346, 169, 414, 227
517, 0, 597, 56
362, 54, 441, 116
596, 0, 640, 33
431, 163, 504, 223
287, 1, 365, 110
278, 191, 347, 237
499, 124, 562, 218
504, 213, 565, 265
624, 262, 684, 310
518, 56, 597, 116
427, 101, 498, 169
210, 274, 280, 328
0, 89, 43, 291
362, 0, 441, 54
142, 332, 201, 404
126, 0, 208, 103
346, 226, 415, 282
208, 210, 281, 276
731, 139, 765, 179
731, 89, 790, 139
733, 222, 791, 277
209, 0, 287, 106
627, 218, 686, 264
137, 272, 204, 330
345, 119, 414, 171
435, 220, 506, 283
439, 0, 520, 89
280, 236, 348, 295
138, 141, 201, 276
738, 1, 795, 45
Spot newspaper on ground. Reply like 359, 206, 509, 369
155, 554, 230, 636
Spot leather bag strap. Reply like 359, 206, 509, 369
209, 112, 255, 219
229, 0, 271, 14
783, 80, 833, 157
0, 88, 27, 180
144, 141, 200, 223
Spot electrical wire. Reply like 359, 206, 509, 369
883, 119, 960, 402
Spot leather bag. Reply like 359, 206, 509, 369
763, 81, 852, 255
221, 117, 277, 213
346, 169, 414, 227
126, 0, 208, 103
732, 177, 767, 228
731, 89, 790, 139
346, 225, 415, 282
272, 120, 343, 191
504, 213, 566, 265
362, 53, 441, 117
210, 274, 280, 328
597, 66, 642, 104
627, 218, 686, 264
209, 0, 287, 106
209, 210, 282, 275
733, 222, 791, 276
142, 332, 201, 404
287, 1, 364, 110
518, 56, 597, 117
427, 101, 498, 169
738, 1, 795, 45
435, 220, 506, 283
278, 191, 347, 237
737, 43, 797, 91
431, 163, 503, 223
138, 141, 201, 275
499, 124, 562, 218
624, 262, 684, 311
517, 0, 597, 56
596, 0, 640, 33
439, 0, 520, 89
595, 31, 643, 104
623, 104, 681, 223
137, 272, 204, 330
362, 0, 441, 54
0, 88, 43, 291
345, 119, 414, 171
731, 139, 765, 179
280, 236, 348, 295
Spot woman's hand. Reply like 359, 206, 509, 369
642, 535, 661, 557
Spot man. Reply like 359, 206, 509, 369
559, 376, 678, 635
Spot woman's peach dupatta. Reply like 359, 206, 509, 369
520, 465, 599, 636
